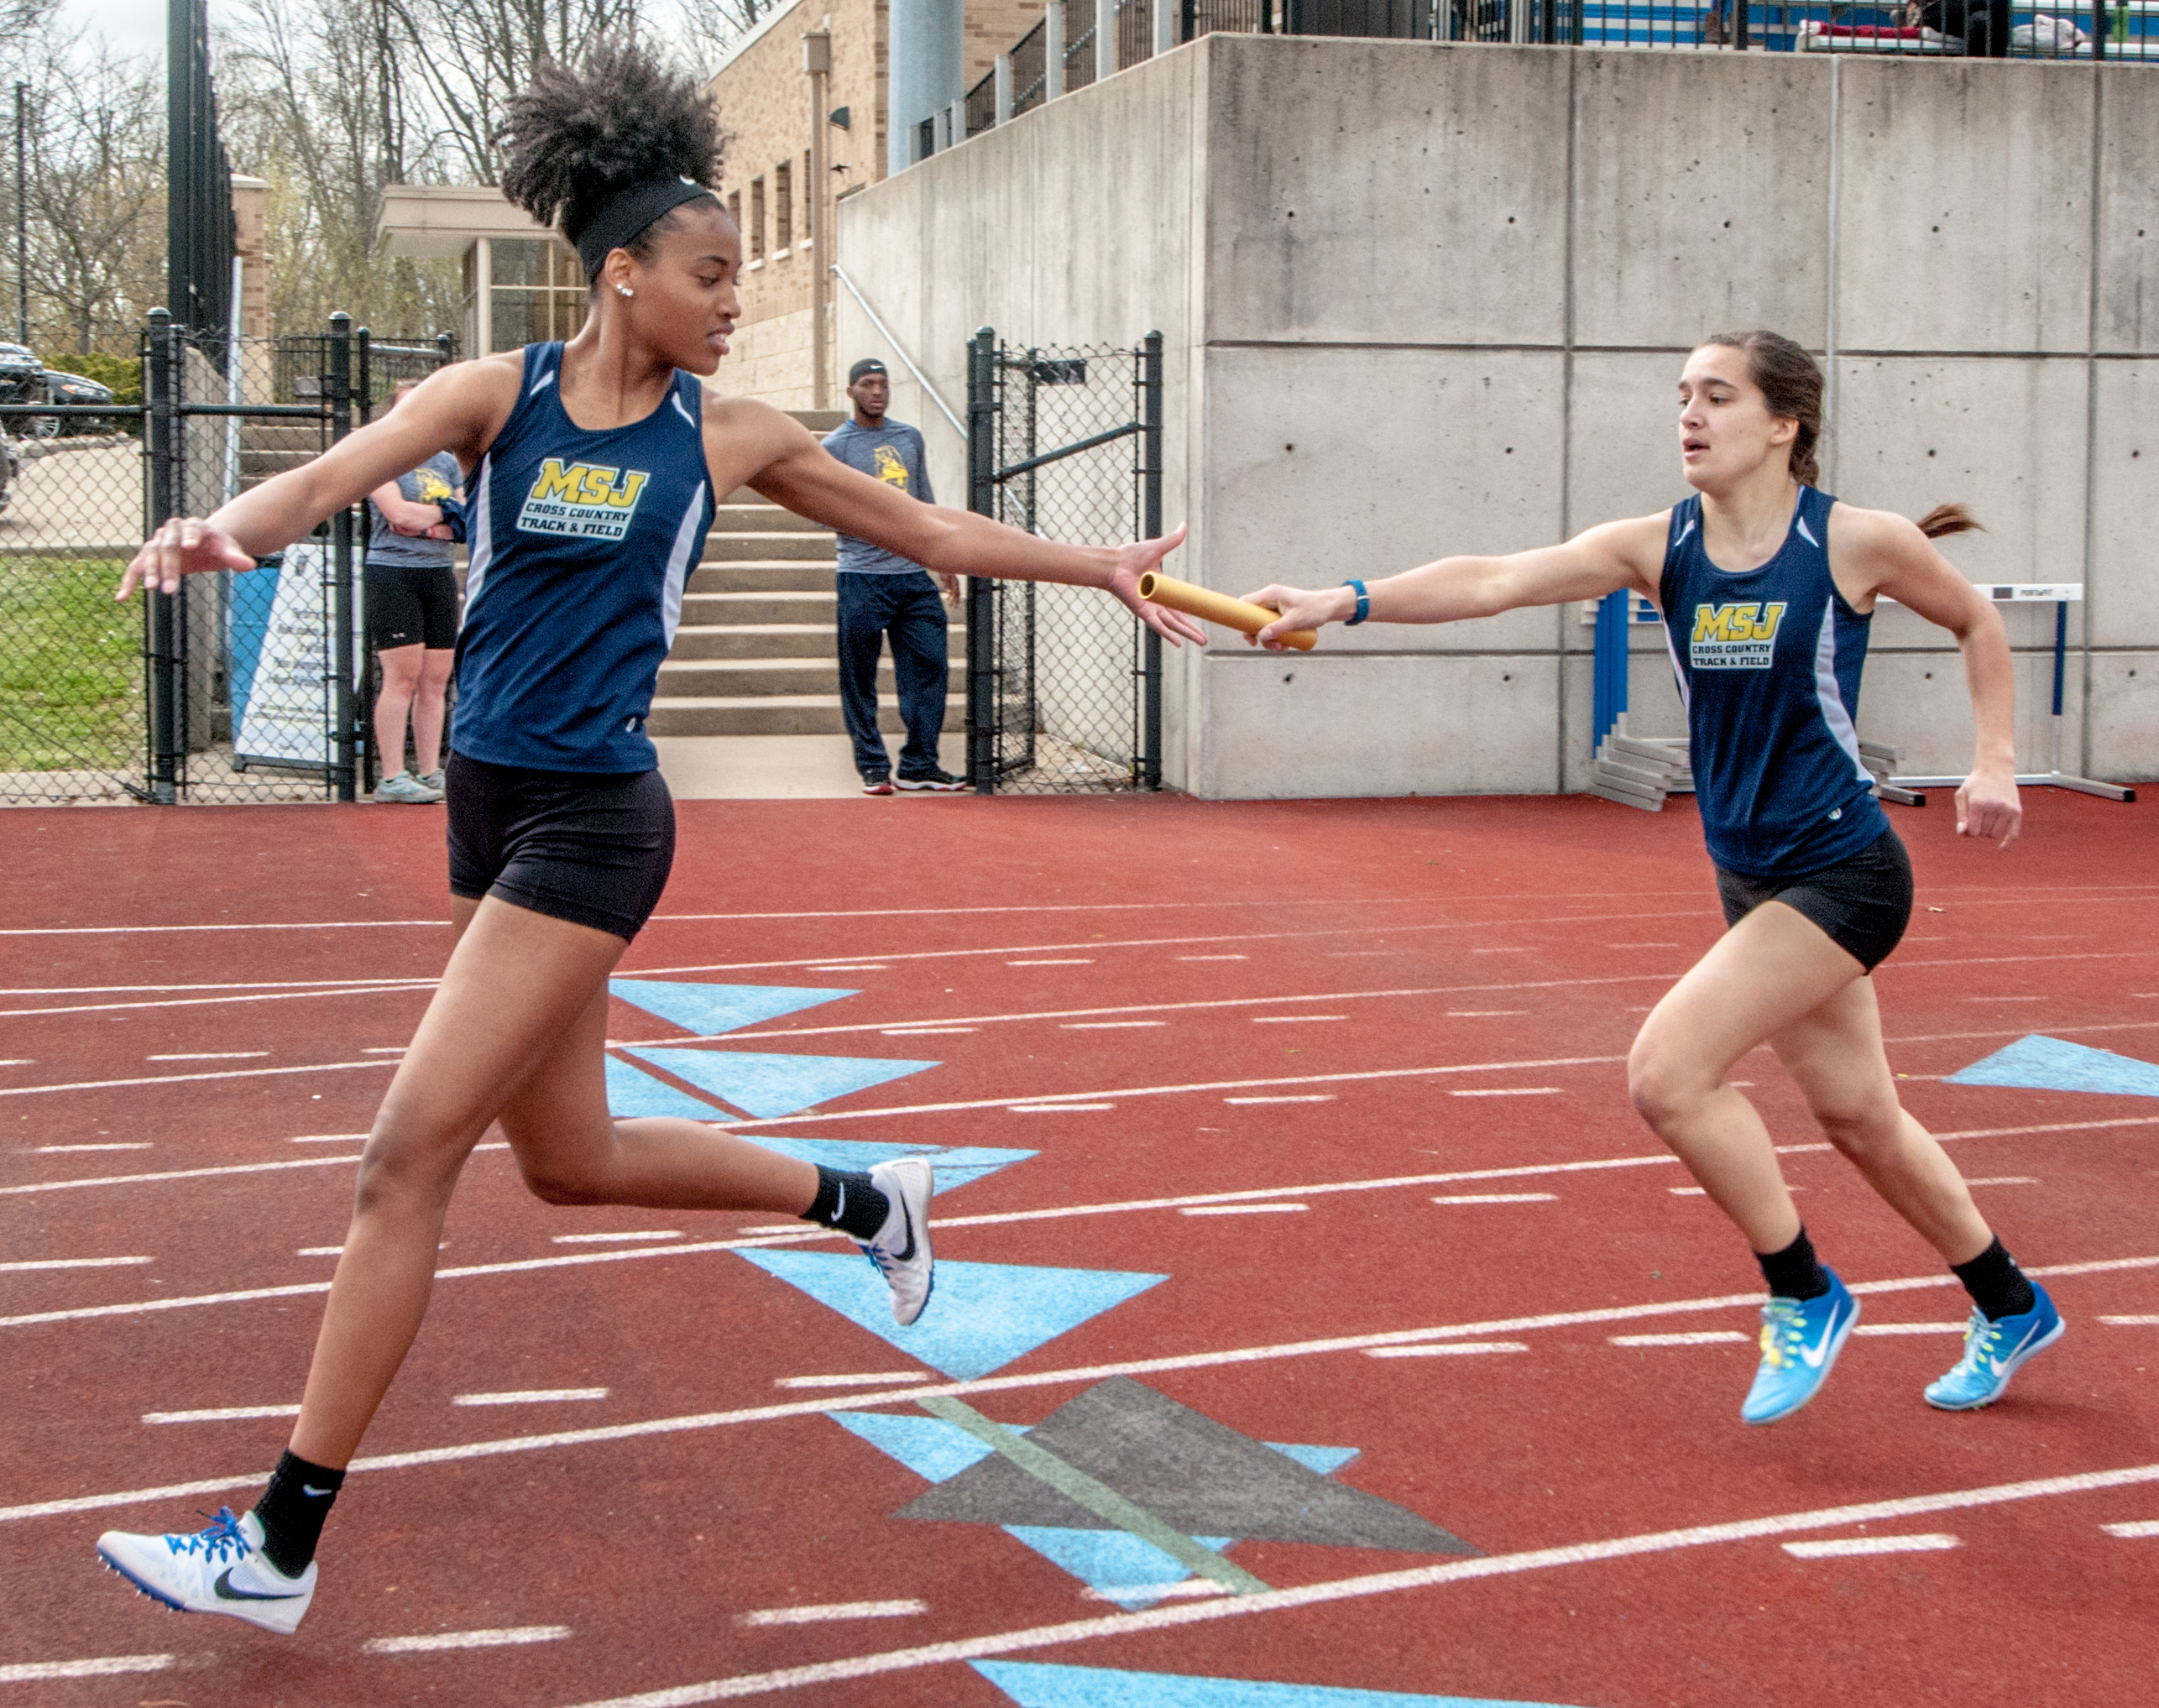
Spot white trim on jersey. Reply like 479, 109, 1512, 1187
1811, 600, 1874, 787
459, 461, 495, 619
659, 487, 704, 649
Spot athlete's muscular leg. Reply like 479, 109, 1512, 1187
1768, 976, 1993, 1265
1627, 901, 1870, 1253
289, 896, 625, 1467
495, 982, 819, 1212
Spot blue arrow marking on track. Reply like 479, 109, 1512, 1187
973, 1661, 1597, 1708
626, 1047, 938, 1119
1947, 1035, 2159, 1099
829, 1409, 1006, 1483
740, 1253, 1166, 1379
607, 979, 857, 1036
604, 1055, 729, 1120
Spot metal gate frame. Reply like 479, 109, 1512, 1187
963, 327, 1165, 795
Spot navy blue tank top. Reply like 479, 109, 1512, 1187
451, 343, 714, 772
1658, 486, 1888, 877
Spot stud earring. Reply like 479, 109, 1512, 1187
616, 284, 634, 299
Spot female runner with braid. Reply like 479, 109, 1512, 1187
94, 46, 1204, 1632
1229, 331, 2062, 1428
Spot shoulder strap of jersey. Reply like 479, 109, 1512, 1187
1659, 497, 1700, 612
1792, 483, 1832, 554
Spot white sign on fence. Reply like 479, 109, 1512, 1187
233, 544, 360, 769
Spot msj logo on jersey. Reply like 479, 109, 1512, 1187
1690, 600, 1788, 670
517, 459, 650, 541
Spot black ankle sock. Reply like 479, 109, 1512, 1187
802, 1166, 890, 1241
1755, 1226, 1832, 1302
1952, 1236, 2036, 1321
250, 1449, 344, 1578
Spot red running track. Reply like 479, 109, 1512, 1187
2, 789, 2156, 1706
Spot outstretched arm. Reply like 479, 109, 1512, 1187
707, 398, 1209, 645
118, 357, 520, 599
1238, 513, 1670, 647
1835, 505, 2020, 847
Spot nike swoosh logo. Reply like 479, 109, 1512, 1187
890, 1194, 917, 1264
1798, 1308, 1843, 1369
834, 1183, 845, 1221
214, 1568, 304, 1602
301, 1485, 335, 1497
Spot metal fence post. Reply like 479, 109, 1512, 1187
1139, 330, 1163, 791
437, 330, 457, 366
355, 326, 373, 426
144, 308, 181, 802
327, 312, 358, 802
966, 328, 999, 794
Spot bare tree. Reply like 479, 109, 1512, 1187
676, 0, 771, 75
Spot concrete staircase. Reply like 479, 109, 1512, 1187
646, 408, 965, 739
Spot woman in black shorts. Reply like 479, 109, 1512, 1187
1229, 331, 2062, 1429
98, 44, 1205, 1634
363, 380, 463, 803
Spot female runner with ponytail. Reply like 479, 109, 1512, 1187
1229, 331, 2062, 1429
94, 44, 1204, 1633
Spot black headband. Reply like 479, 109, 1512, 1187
572, 177, 718, 281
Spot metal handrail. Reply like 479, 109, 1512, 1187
829, 264, 967, 440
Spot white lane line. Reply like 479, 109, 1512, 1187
549, 1460, 2159, 1708
0, 1654, 173, 1682
0, 1059, 397, 1101
881, 1028, 977, 1036
1008, 959, 1094, 967
0, 920, 446, 937
1179, 1203, 1307, 1217
298, 1246, 342, 1256
32, 1142, 150, 1153
1965, 1178, 2038, 1186
2099, 1315, 2159, 1326
1472, 947, 1534, 955
0, 1059, 31, 1067
1, 985, 437, 1020
808, 965, 886, 973
2, 977, 423, 995
1451, 1087, 1560, 1098
776, 1372, 930, 1390
1252, 1015, 1346, 1023
452, 1389, 609, 1407
0, 1152, 365, 1198
1609, 943, 1679, 949
1081, 1580, 1229, 1601
741, 1601, 928, 1627
362, 1046, 406, 1055
1223, 1094, 1335, 1105
1008, 1105, 1114, 1114
0, 1256, 151, 1272
1448, 1011, 1525, 1016
1177, 954, 1247, 962
1962, 995, 2046, 1003
10, 1257, 2157, 1527
294, 1133, 372, 1144
1670, 1188, 1707, 1196
1431, 1194, 1556, 1205
1612, 1331, 1750, 1346
2104, 1519, 2159, 1537
1060, 1021, 1164, 1031
364, 1626, 570, 1654
553, 1232, 682, 1245
1782, 1534, 1959, 1559
143, 1405, 301, 1423
1854, 1324, 1967, 1337
1365, 1342, 1530, 1360
146, 1051, 269, 1062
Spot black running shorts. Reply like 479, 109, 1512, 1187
1714, 827, 1914, 973
364, 560, 460, 651
445, 751, 675, 941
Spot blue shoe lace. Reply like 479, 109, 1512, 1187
167, 1507, 250, 1562
1947, 1310, 2006, 1382
1759, 1298, 1805, 1371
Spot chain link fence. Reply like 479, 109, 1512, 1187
0, 311, 456, 807
964, 331, 1163, 795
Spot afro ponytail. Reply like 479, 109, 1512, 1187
501, 42, 727, 261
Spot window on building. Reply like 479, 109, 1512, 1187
473, 237, 588, 355
775, 160, 792, 252
750, 177, 765, 260
728, 189, 741, 238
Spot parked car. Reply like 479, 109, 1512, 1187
0, 342, 39, 430
37, 367, 113, 437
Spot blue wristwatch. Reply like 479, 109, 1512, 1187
1341, 578, 1370, 626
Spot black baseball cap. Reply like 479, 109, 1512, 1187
848, 358, 888, 384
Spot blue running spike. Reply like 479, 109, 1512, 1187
626, 1047, 938, 1119
608, 980, 856, 1035
973, 1660, 1595, 1707
1947, 1035, 2159, 1099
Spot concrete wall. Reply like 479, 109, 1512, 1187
836, 35, 2159, 797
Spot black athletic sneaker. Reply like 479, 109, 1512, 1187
861, 773, 895, 797
896, 770, 970, 793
